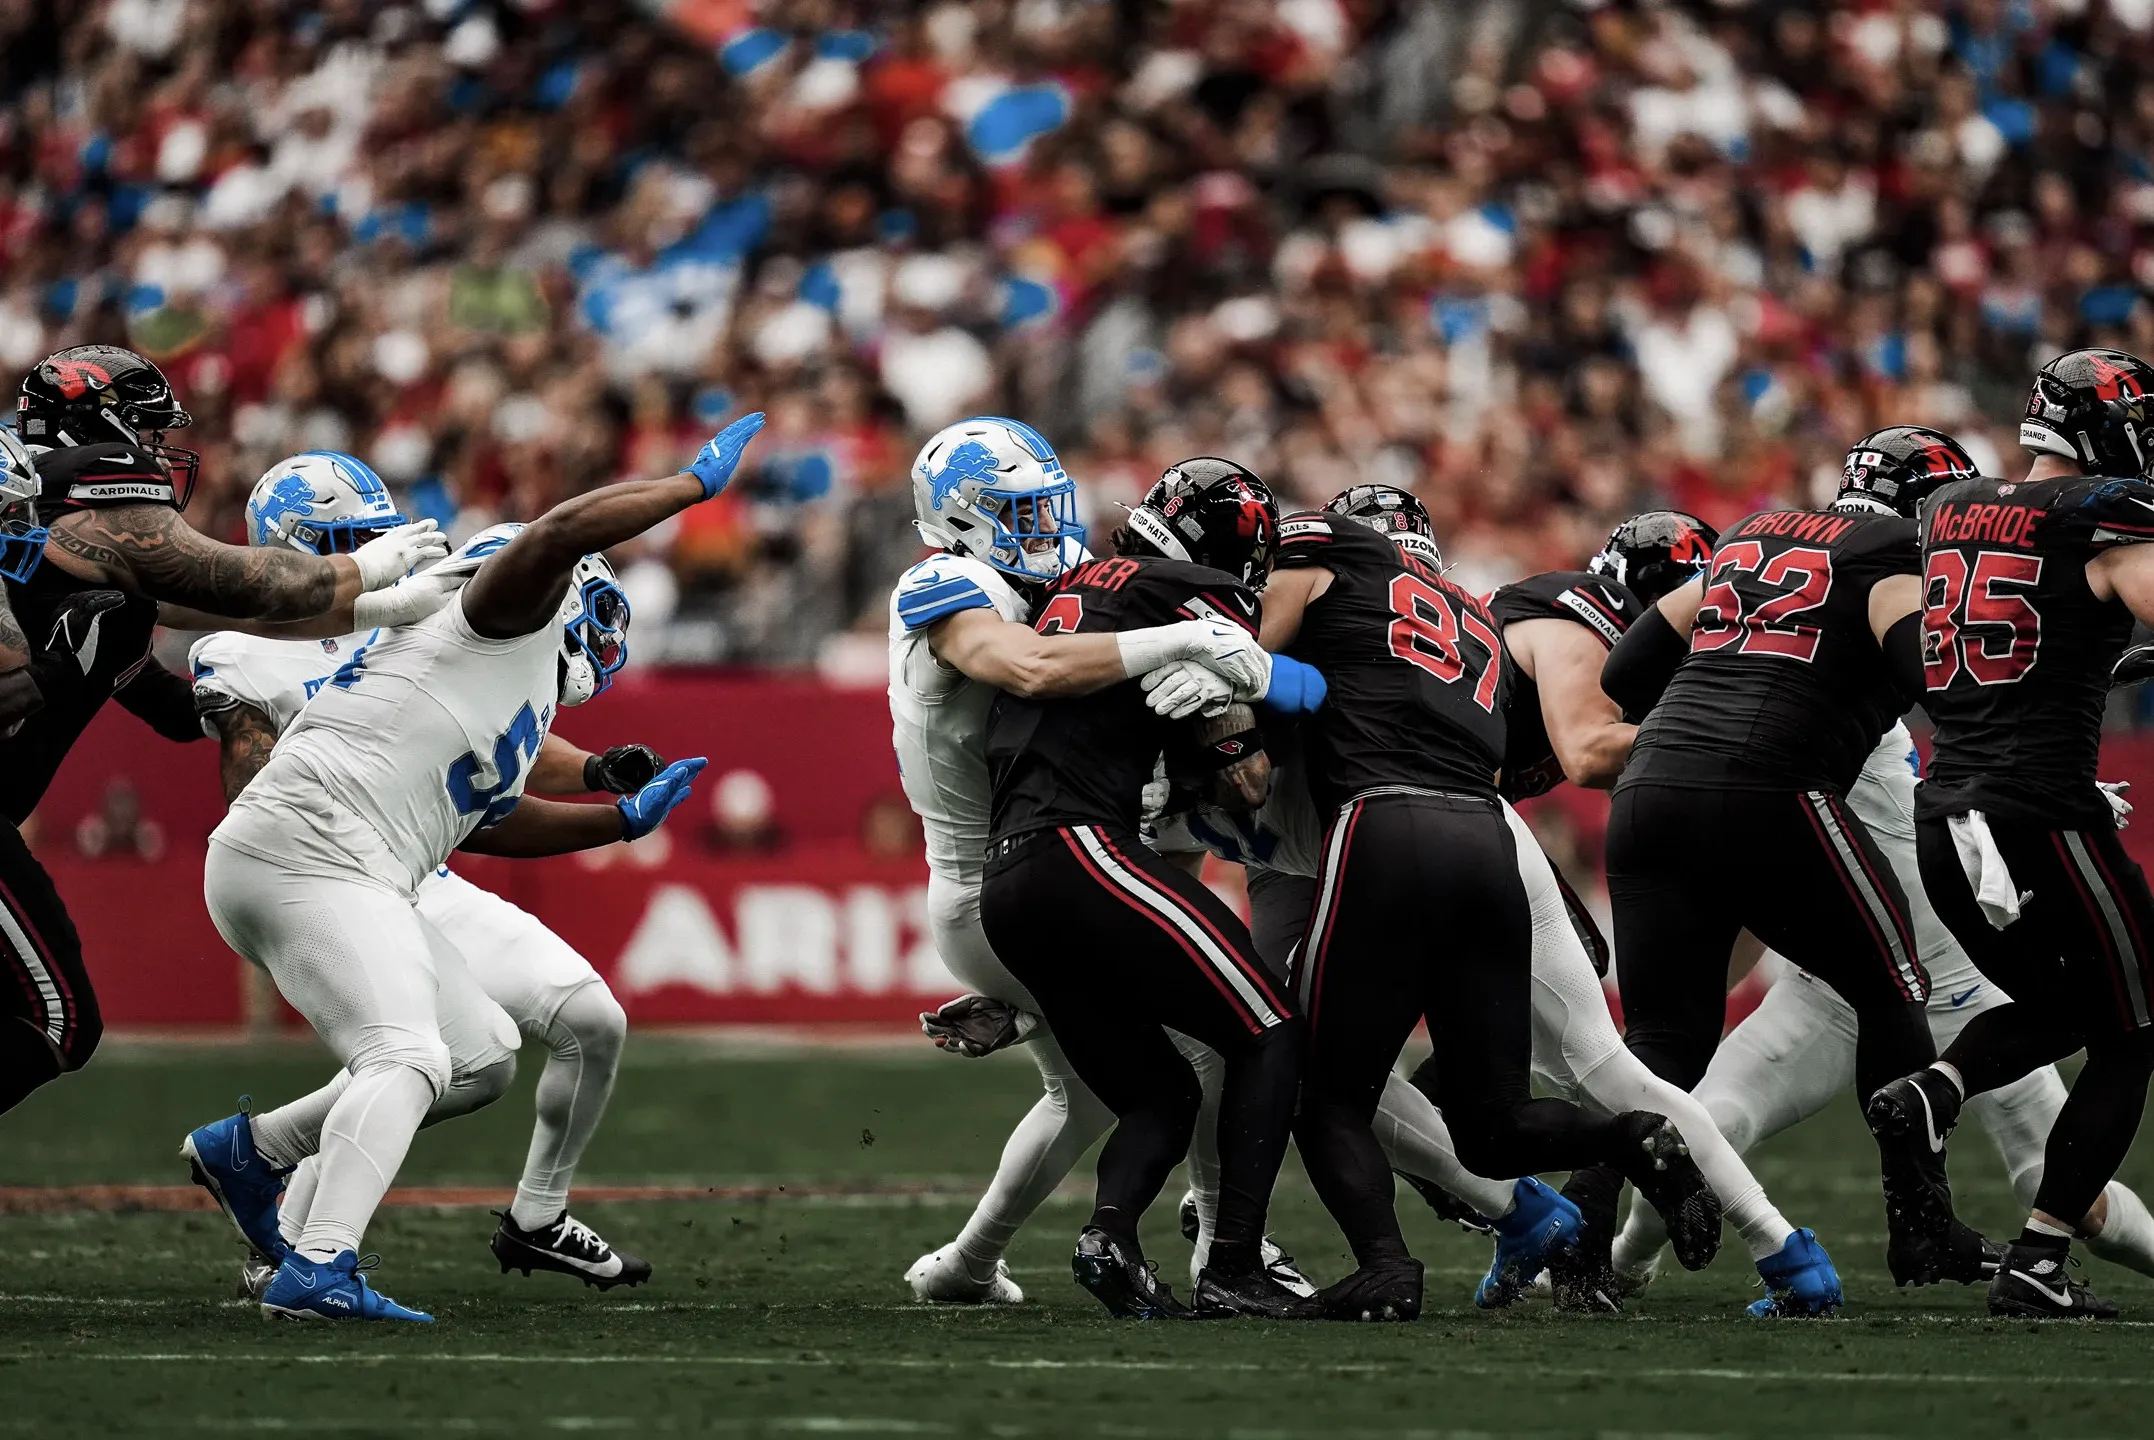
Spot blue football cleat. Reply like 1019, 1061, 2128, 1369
1747, 1229, 1843, 1318
260, 1250, 434, 1323
1475, 1177, 1584, 1309
181, 1109, 291, 1262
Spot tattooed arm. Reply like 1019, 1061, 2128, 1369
205, 699, 280, 804
0, 584, 41, 732
44, 505, 359, 621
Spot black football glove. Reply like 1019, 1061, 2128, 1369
42, 589, 128, 676
2114, 644, 2154, 689
584, 743, 665, 795
919, 994, 1037, 1058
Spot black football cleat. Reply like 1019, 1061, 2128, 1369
1191, 1266, 1316, 1319
1308, 1259, 1423, 1322
1072, 1228, 1189, 1319
1396, 1169, 1496, 1234
1546, 1232, 1623, 1313
1867, 1070, 1963, 1165
1988, 1244, 2119, 1320
1887, 1216, 2000, 1288
490, 1211, 652, 1290
1611, 1113, 1722, 1272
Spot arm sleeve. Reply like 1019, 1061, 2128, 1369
1600, 604, 1689, 720
117, 658, 210, 743
1881, 610, 1925, 713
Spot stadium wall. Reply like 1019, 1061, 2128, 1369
48, 674, 2154, 1030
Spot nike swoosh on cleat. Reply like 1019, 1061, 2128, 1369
1914, 1085, 1945, 1153
2010, 1269, 2076, 1308
1948, 985, 1981, 1008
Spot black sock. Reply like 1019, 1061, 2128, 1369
1560, 1163, 1624, 1247
1207, 1239, 1260, 1276
2012, 1226, 2070, 1255
1089, 1205, 1140, 1250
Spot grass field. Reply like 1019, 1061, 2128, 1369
5, 1037, 2154, 1438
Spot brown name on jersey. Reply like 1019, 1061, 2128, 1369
1732, 511, 1855, 544
1927, 501, 2038, 549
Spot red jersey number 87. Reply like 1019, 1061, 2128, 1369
1386, 572, 1502, 712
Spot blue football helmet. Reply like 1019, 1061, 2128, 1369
557, 551, 629, 707
909, 416, 1084, 583
0, 426, 48, 584
247, 451, 406, 555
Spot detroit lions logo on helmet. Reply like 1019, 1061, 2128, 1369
927, 440, 1002, 507
248, 473, 316, 545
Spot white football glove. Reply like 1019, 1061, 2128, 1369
2102, 779, 2132, 829
1119, 619, 1273, 699
352, 520, 450, 591
1142, 659, 1237, 719
352, 566, 470, 629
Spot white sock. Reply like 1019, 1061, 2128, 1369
1610, 1192, 1670, 1276
279, 1155, 322, 1247
1372, 1071, 1517, 1218
509, 987, 625, 1233
295, 1065, 433, 1263
1182, 1039, 1224, 1279
950, 1036, 1114, 1272
2086, 1184, 2154, 1277
250, 1071, 352, 1172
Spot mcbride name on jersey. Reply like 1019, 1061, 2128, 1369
887, 553, 1031, 880
1917, 474, 2151, 829
986, 555, 1260, 840
1272, 510, 1507, 811
1488, 569, 1645, 801
191, 628, 382, 735
213, 594, 561, 893
1625, 507, 1917, 795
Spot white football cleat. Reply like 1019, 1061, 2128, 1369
906, 1246, 1024, 1304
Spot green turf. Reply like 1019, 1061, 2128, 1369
5, 1039, 2154, 1438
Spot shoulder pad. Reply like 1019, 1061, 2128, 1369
1274, 511, 1339, 564
34, 442, 178, 511
893, 554, 1012, 631
2062, 476, 2154, 548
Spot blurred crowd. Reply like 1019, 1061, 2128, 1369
9, 0, 2154, 667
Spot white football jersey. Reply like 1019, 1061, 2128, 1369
1151, 727, 1326, 880
189, 628, 378, 736
888, 553, 1030, 881
216, 594, 560, 893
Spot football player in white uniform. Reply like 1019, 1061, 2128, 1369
1608, 720, 2154, 1287
182, 454, 663, 1299
887, 417, 1286, 1304
176, 415, 762, 1321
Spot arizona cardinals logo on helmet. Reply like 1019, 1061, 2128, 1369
44, 359, 112, 401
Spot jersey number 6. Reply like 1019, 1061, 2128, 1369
1034, 593, 1084, 635
1386, 573, 1501, 712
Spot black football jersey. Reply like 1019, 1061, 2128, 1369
1623, 507, 1918, 795
988, 555, 1261, 840
1489, 569, 1645, 801
1916, 474, 2148, 828
1273, 510, 1507, 812
0, 443, 174, 821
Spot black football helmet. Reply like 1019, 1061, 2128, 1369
2021, 347, 2154, 478
1118, 457, 1279, 590
1325, 483, 1443, 571
1588, 510, 1718, 605
1838, 426, 1978, 517
18, 345, 199, 506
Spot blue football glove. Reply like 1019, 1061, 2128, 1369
688, 412, 767, 499
617, 756, 708, 840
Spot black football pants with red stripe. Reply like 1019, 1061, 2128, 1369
1293, 792, 1652, 1271
981, 824, 1302, 1275
0, 819, 99, 1115
1919, 815, 2154, 1227
1606, 782, 1937, 1101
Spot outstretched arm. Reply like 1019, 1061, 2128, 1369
1510, 618, 1635, 788
46, 507, 446, 622
462, 413, 765, 639
928, 609, 1138, 698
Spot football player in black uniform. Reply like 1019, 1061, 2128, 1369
0, 346, 446, 1117
1257, 495, 1717, 1322
1598, 434, 1986, 1294
980, 459, 1323, 1320
1873, 348, 2154, 1318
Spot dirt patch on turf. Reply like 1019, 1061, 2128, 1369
0, 1181, 976, 1214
